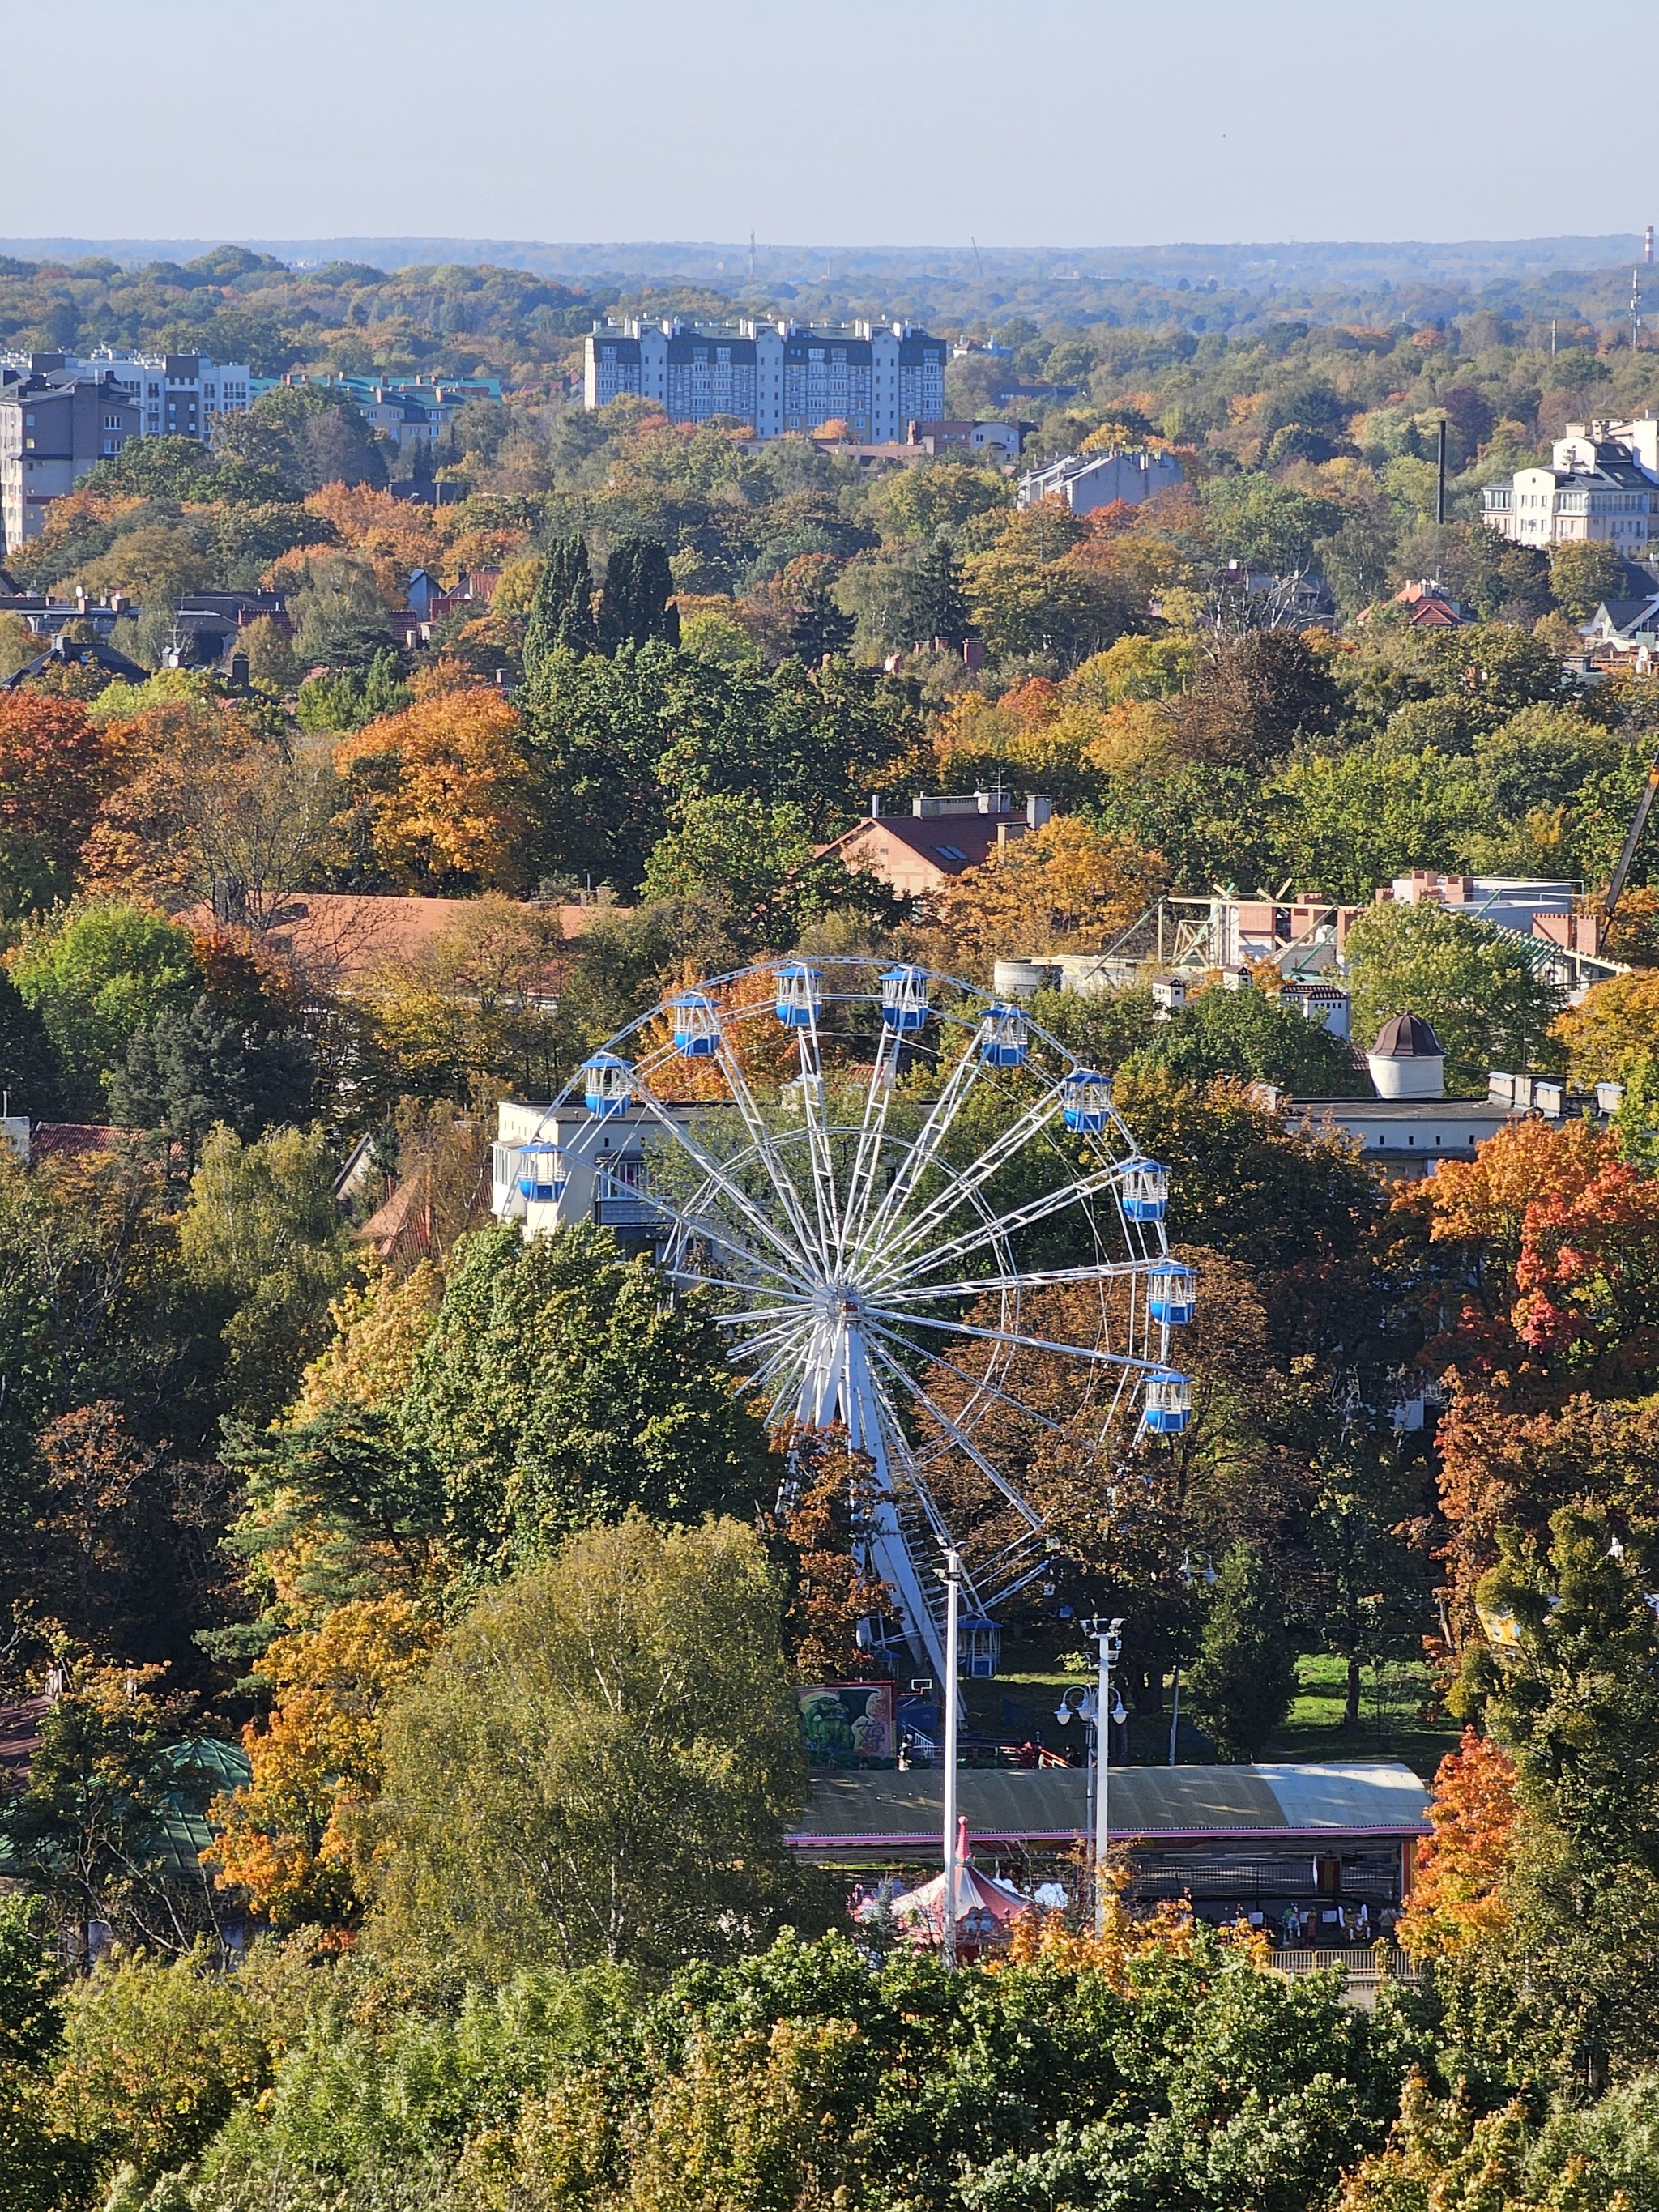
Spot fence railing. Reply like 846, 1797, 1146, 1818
1273, 1946, 1422, 1983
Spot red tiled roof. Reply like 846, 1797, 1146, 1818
0, 1698, 46, 1792
29, 1123, 120, 1157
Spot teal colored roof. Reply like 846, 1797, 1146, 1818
0, 1733, 250, 1879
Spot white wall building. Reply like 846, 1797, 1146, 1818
584, 318, 945, 443
0, 350, 251, 442
1482, 418, 1659, 552
1017, 445, 1183, 514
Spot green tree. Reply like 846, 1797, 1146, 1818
524, 535, 599, 675
1345, 900, 1564, 1090
0, 1898, 83, 2212
1267, 746, 1493, 903
642, 795, 906, 952
599, 535, 680, 654
371, 1514, 808, 1975
785, 569, 856, 662
9, 902, 201, 1118
1550, 538, 1629, 622
911, 536, 972, 647
1198, 475, 1343, 572
0, 971, 62, 1119
399, 1221, 774, 1572
1304, 1438, 1435, 1730
107, 995, 313, 1170
177, 1124, 354, 1424
1124, 981, 1368, 1097
292, 645, 407, 732
1185, 1543, 1299, 1759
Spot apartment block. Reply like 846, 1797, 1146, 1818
0, 369, 139, 553
0, 350, 251, 441
584, 318, 946, 442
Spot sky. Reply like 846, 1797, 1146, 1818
7, 0, 1653, 250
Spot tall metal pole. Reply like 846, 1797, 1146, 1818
1168, 1664, 1181, 1767
940, 1549, 962, 1969
1089, 1616, 1124, 1937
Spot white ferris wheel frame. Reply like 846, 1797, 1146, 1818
515, 957, 1192, 1686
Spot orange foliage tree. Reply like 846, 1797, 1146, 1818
933, 816, 1164, 957
333, 681, 539, 892
206, 1594, 437, 1934
760, 1429, 891, 1679
1397, 1727, 1518, 1961
0, 693, 116, 907
301, 483, 451, 603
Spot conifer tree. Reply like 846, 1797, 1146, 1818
1186, 1543, 1299, 1761
598, 535, 680, 654
523, 535, 597, 676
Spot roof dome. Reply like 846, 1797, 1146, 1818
1371, 1012, 1444, 1059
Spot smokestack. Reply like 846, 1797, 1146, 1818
1435, 419, 1447, 526
1647, 224, 1654, 266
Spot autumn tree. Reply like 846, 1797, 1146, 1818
1170, 630, 1341, 770
1553, 966, 1659, 1089
0, 694, 113, 918
1397, 1728, 1518, 1961
207, 1595, 437, 1935
934, 816, 1164, 957
332, 679, 539, 893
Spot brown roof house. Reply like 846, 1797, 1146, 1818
821, 792, 1054, 901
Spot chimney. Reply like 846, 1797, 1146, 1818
870, 792, 882, 819
1026, 795, 1054, 828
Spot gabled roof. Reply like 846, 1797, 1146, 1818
824, 816, 1004, 874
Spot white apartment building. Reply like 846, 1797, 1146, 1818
0, 350, 251, 441
584, 318, 946, 442
1482, 417, 1659, 552
1017, 445, 1184, 514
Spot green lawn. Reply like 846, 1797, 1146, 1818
950, 1639, 1458, 1782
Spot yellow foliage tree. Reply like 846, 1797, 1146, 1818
333, 686, 537, 891
934, 815, 1165, 955
291, 1258, 444, 1420
1552, 967, 1659, 1089
207, 1594, 437, 1935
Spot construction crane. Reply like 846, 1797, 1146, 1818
1603, 750, 1659, 923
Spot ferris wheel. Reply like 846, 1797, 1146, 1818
495, 957, 1195, 1686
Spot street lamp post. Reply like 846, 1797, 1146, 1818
1082, 1615, 1124, 1935
940, 1548, 962, 1970
1054, 1685, 1098, 1881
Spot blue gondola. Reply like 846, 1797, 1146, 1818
978, 1003, 1027, 1068
879, 965, 931, 1032
668, 991, 721, 1059
958, 1615, 1001, 1678
774, 962, 822, 1029
1122, 1159, 1170, 1221
581, 1052, 633, 1118
1062, 1068, 1111, 1133
516, 1140, 567, 1204
1147, 1263, 1196, 1327
1141, 1370, 1192, 1435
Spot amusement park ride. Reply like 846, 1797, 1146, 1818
493, 957, 1192, 1689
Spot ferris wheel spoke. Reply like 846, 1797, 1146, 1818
628, 1088, 817, 1285
858, 1081, 1070, 1277
851, 1023, 988, 1266
872, 1256, 1156, 1305
863, 1303, 1157, 1376
835, 1022, 906, 1264
650, 1203, 817, 1298
861, 1317, 1073, 1438
868, 1343, 1043, 1531
869, 1158, 1148, 1294
789, 1014, 847, 1268
714, 1037, 832, 1273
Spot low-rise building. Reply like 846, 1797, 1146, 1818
906, 418, 1021, 458
1483, 417, 1659, 552
1017, 445, 1183, 514
819, 791, 1052, 901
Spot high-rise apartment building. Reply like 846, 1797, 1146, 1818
0, 350, 252, 441
585, 318, 946, 441
0, 369, 139, 552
